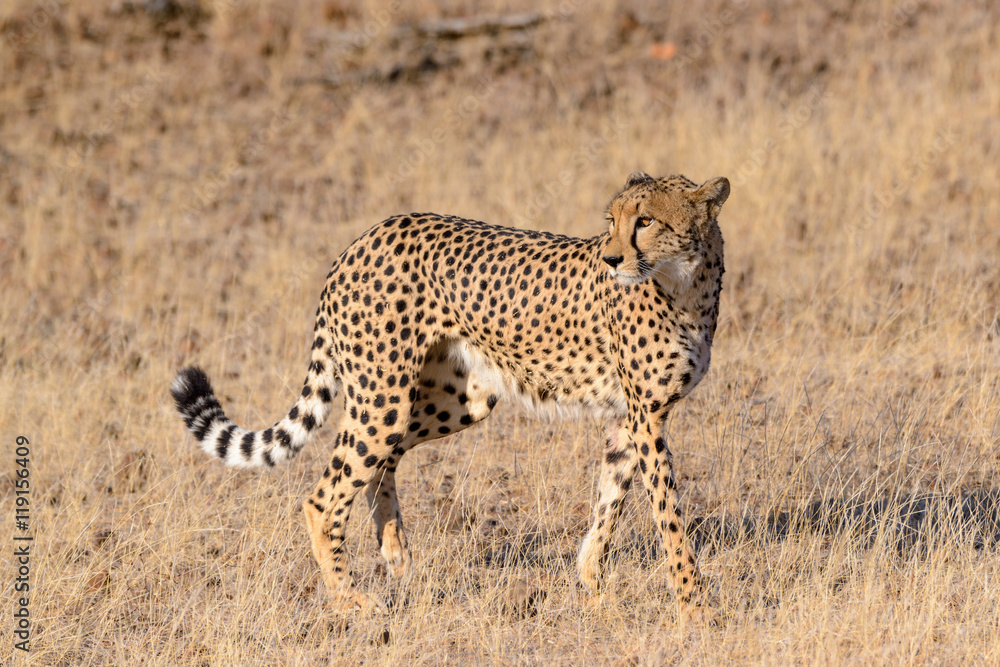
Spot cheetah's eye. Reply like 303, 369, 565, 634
636, 216, 654, 228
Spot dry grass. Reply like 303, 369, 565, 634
3, 0, 1000, 664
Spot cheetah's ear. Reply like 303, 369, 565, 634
624, 172, 653, 189
692, 177, 730, 220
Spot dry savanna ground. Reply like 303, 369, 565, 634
2, 0, 1000, 664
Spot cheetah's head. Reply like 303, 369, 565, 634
602, 172, 729, 286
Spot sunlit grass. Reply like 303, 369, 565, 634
2, 0, 999, 663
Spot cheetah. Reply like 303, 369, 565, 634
171, 172, 730, 617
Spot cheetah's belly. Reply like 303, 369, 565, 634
448, 338, 628, 420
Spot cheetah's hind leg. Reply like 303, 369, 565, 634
365, 468, 411, 580
302, 401, 416, 614
362, 338, 500, 583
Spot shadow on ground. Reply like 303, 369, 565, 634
692, 489, 1000, 556
471, 490, 1000, 571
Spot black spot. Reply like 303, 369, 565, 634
605, 448, 629, 465
384, 409, 398, 426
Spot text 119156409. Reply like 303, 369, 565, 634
14, 435, 32, 653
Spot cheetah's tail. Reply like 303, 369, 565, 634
170, 360, 338, 468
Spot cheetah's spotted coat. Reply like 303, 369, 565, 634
171, 172, 730, 616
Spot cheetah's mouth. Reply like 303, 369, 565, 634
609, 269, 648, 285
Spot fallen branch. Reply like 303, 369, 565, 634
407, 12, 545, 40
293, 12, 544, 90
291, 54, 458, 90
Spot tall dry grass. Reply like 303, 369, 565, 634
2, 0, 999, 663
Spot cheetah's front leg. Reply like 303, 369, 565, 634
578, 426, 637, 591
630, 415, 707, 613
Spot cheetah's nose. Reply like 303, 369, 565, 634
602, 254, 624, 268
